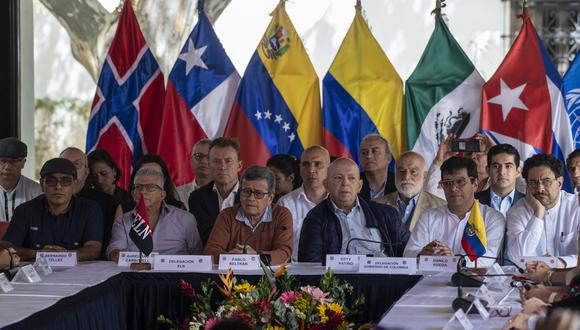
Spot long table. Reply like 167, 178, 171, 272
1, 262, 421, 330
380, 272, 523, 329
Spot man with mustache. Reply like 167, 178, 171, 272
403, 157, 505, 267
507, 154, 580, 268
374, 151, 445, 231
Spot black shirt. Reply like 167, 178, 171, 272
78, 185, 118, 259
359, 170, 397, 201
2, 195, 103, 250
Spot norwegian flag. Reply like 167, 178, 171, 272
86, 0, 165, 189
481, 10, 575, 191
129, 194, 153, 256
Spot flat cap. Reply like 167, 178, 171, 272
40, 158, 77, 178
0, 138, 27, 158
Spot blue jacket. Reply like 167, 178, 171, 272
298, 197, 410, 262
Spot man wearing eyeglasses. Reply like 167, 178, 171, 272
176, 139, 212, 209
507, 154, 580, 268
189, 138, 242, 245
203, 166, 292, 265
278, 145, 331, 261
0, 137, 42, 223
2, 158, 103, 261
298, 158, 409, 262
403, 157, 505, 267
107, 167, 202, 261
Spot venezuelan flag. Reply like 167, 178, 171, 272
224, 2, 321, 166
461, 200, 487, 261
322, 2, 405, 164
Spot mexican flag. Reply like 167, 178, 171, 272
406, 12, 484, 166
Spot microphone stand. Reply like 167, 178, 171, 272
345, 237, 401, 256
450, 254, 523, 287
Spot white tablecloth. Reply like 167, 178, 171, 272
379, 272, 523, 330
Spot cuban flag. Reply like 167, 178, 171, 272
481, 10, 575, 192
157, 0, 240, 200
224, 2, 321, 167
562, 51, 580, 150
86, 0, 165, 189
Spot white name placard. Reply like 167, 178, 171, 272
473, 298, 490, 320
33, 256, 53, 276
418, 256, 459, 272
476, 284, 496, 305
358, 257, 417, 274
36, 252, 77, 267
0, 273, 14, 292
517, 256, 558, 268
218, 254, 260, 270
118, 252, 158, 267
11, 265, 42, 283
326, 254, 365, 272
154, 255, 212, 271
443, 309, 474, 330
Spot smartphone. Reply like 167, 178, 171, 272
451, 139, 481, 152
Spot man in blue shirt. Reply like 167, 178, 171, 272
2, 158, 103, 261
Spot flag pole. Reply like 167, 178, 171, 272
355, 0, 361, 11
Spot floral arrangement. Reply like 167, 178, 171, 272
158, 262, 365, 330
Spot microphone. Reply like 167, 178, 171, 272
344, 237, 404, 256
451, 254, 523, 287
458, 254, 524, 274
242, 225, 287, 254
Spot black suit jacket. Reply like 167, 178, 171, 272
475, 188, 524, 208
359, 170, 396, 201
188, 181, 240, 245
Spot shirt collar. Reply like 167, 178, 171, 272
490, 188, 515, 204
330, 197, 361, 215
235, 205, 273, 230
212, 181, 240, 196
396, 192, 419, 208
298, 185, 328, 204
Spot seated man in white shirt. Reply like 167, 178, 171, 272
278, 145, 330, 261
404, 156, 505, 267
507, 153, 580, 268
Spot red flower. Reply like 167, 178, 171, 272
179, 279, 195, 298
326, 311, 345, 327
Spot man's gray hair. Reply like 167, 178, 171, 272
134, 167, 165, 189
361, 134, 392, 156
241, 165, 276, 194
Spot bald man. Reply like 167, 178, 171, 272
279, 145, 330, 261
374, 151, 445, 231
298, 158, 409, 262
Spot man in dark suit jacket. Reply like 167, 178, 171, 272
358, 134, 397, 200
189, 138, 242, 245
474, 144, 524, 263
474, 144, 524, 216
298, 158, 409, 262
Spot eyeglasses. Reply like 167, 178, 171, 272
240, 188, 270, 199
0, 158, 24, 166
527, 177, 556, 189
439, 177, 475, 189
132, 183, 163, 192
193, 153, 208, 161
43, 176, 74, 187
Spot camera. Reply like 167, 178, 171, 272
451, 139, 481, 153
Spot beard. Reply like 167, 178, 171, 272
396, 180, 421, 199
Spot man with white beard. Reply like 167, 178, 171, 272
374, 151, 445, 231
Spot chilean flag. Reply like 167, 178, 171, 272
157, 0, 240, 197
481, 10, 575, 191
86, 0, 165, 189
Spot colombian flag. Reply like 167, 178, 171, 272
461, 200, 487, 261
224, 2, 321, 166
322, 2, 405, 164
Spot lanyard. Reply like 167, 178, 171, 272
3, 191, 15, 222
